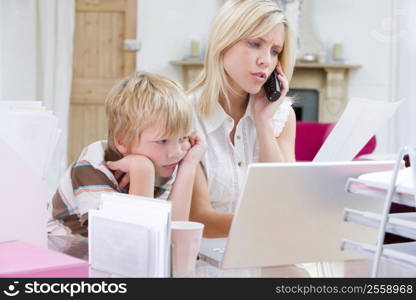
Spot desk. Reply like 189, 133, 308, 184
48, 235, 415, 278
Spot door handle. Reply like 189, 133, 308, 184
123, 39, 141, 52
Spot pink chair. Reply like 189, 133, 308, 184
295, 121, 377, 161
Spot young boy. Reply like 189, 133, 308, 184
49, 72, 206, 236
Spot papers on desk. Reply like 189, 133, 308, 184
0, 136, 48, 247
314, 98, 402, 162
357, 167, 415, 195
0, 101, 57, 247
0, 100, 61, 179
88, 193, 171, 277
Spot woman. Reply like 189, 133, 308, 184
188, 0, 297, 237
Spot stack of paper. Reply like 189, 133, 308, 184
357, 167, 415, 195
0, 100, 61, 179
88, 193, 171, 277
0, 137, 48, 247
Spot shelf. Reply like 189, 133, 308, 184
170, 60, 362, 70
295, 62, 361, 69
170, 60, 203, 66
341, 239, 416, 269
343, 147, 416, 277
343, 208, 416, 240
346, 178, 415, 208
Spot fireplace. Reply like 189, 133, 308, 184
290, 63, 361, 122
289, 88, 319, 121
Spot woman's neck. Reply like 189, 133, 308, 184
221, 90, 249, 122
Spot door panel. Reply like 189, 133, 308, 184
69, 0, 137, 163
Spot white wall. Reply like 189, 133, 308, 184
136, 0, 222, 83
310, 0, 393, 101
0, 1, 39, 100
136, 0, 396, 154
309, 0, 395, 154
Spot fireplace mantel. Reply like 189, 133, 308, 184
170, 60, 361, 122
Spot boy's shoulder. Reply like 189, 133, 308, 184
69, 140, 120, 192
74, 140, 108, 167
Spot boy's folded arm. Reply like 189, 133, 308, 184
126, 155, 155, 197
168, 132, 207, 221
168, 162, 197, 221
106, 154, 155, 198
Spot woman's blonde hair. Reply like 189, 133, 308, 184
105, 72, 193, 153
189, 0, 297, 116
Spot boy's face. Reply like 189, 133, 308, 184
128, 123, 191, 178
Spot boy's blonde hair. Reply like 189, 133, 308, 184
105, 72, 193, 154
189, 0, 297, 116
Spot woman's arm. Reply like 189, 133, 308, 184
253, 63, 295, 162
275, 107, 296, 162
256, 107, 296, 162
168, 163, 197, 221
189, 164, 233, 238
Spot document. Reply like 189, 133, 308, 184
0, 137, 47, 247
88, 193, 171, 277
314, 98, 402, 162
0, 101, 60, 179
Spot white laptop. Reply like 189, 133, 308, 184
199, 160, 395, 269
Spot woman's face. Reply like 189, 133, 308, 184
223, 23, 285, 96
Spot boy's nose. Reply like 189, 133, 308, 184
167, 143, 182, 158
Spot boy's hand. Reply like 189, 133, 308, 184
106, 155, 154, 189
180, 132, 207, 167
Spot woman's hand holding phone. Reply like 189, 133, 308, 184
252, 62, 289, 126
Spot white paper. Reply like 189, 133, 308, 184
0, 101, 60, 179
314, 98, 402, 162
89, 193, 171, 277
358, 167, 415, 194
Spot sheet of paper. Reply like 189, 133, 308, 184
89, 211, 154, 277
0, 109, 59, 178
0, 136, 47, 247
313, 98, 402, 162
89, 193, 171, 277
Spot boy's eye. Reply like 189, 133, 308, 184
179, 136, 189, 143
155, 139, 167, 145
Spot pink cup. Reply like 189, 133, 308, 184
170, 221, 204, 277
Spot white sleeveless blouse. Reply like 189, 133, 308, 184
190, 92, 292, 213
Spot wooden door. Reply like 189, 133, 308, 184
68, 0, 137, 164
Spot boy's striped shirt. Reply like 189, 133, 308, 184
48, 140, 176, 236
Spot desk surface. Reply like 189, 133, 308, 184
48, 235, 415, 278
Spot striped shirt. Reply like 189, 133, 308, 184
48, 140, 176, 236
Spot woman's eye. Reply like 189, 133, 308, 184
271, 49, 280, 56
179, 136, 189, 143
156, 140, 167, 144
248, 41, 260, 48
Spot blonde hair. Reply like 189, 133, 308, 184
189, 0, 297, 116
105, 72, 193, 153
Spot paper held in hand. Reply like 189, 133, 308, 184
88, 193, 171, 277
314, 98, 402, 162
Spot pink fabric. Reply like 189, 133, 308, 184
295, 122, 376, 161
0, 240, 88, 278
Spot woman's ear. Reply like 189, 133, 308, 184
114, 136, 128, 155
